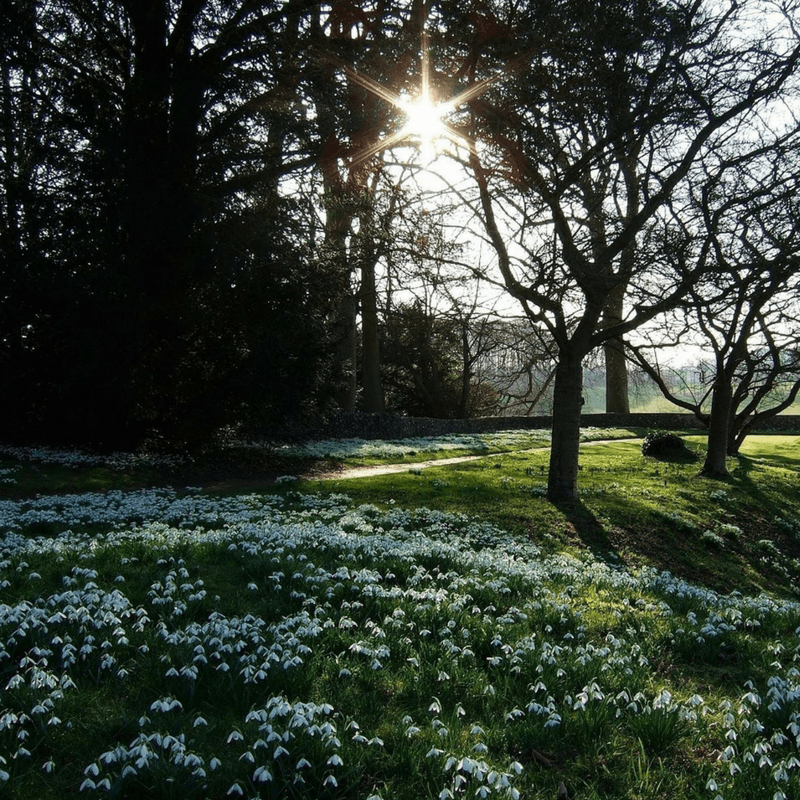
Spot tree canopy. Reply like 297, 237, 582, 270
1, 0, 798, 470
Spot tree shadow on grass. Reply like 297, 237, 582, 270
728, 454, 798, 518
552, 497, 629, 568
552, 490, 765, 595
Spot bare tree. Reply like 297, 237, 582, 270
472, 318, 558, 415
630, 143, 800, 476
455, 0, 800, 499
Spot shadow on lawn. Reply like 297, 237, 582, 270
730, 454, 800, 536
553, 497, 628, 567
552, 489, 763, 595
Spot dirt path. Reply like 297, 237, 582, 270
301, 438, 628, 482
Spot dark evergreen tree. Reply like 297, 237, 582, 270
0, 0, 339, 448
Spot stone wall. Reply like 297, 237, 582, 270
311, 411, 800, 441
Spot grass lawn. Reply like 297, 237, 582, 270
307, 434, 800, 598
1, 430, 799, 799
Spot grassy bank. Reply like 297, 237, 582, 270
0, 431, 799, 799
306, 435, 800, 598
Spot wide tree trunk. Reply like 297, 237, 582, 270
547, 353, 585, 501
702, 377, 734, 477
728, 418, 750, 457
318, 143, 357, 412
604, 337, 630, 413
116, 1, 190, 442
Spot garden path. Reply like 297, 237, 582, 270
302, 452, 489, 481
301, 438, 624, 482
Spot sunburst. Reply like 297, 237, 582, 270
343, 23, 510, 167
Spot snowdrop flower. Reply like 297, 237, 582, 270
253, 765, 273, 782
149, 697, 182, 713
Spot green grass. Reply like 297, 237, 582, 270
1, 431, 800, 800
277, 428, 641, 467
305, 434, 800, 598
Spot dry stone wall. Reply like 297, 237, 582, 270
311, 412, 800, 442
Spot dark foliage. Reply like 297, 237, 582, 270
641, 431, 697, 461
379, 302, 500, 419
0, 0, 341, 450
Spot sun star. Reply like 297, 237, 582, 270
399, 90, 452, 162
342, 22, 509, 168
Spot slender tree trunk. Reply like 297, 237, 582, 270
702, 377, 734, 477
458, 324, 472, 418
547, 352, 585, 501
603, 284, 630, 413
360, 257, 384, 412
333, 293, 358, 411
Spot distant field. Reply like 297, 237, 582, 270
581, 383, 800, 415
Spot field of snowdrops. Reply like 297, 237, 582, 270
274, 427, 636, 462
1, 434, 800, 799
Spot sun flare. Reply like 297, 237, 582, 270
400, 93, 451, 161
340, 14, 509, 168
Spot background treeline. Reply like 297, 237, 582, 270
1, 0, 799, 489
1, 0, 345, 448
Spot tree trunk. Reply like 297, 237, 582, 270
333, 293, 358, 411
604, 337, 630, 413
702, 377, 733, 477
728, 417, 751, 456
547, 354, 585, 501
458, 324, 472, 418
317, 137, 356, 412
360, 257, 384, 413
603, 284, 630, 413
